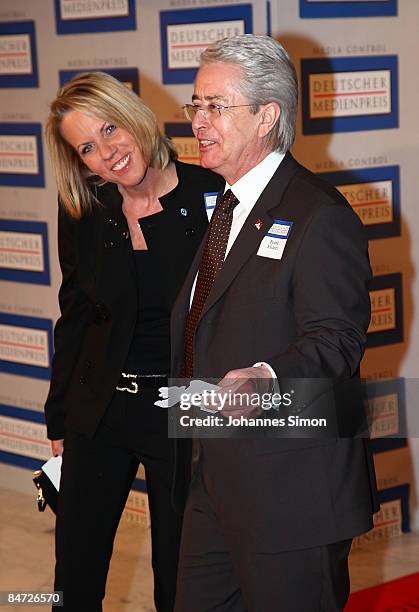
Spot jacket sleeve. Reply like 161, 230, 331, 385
271, 202, 372, 381
44, 207, 90, 440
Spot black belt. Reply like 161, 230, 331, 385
116, 372, 168, 394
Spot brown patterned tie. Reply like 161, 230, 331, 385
183, 189, 239, 378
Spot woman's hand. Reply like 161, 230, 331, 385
51, 439, 64, 457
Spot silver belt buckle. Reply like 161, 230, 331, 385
116, 372, 139, 394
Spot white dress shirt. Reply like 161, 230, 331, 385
191, 150, 285, 380
191, 150, 285, 299
225, 150, 285, 256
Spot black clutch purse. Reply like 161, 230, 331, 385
33, 469, 58, 513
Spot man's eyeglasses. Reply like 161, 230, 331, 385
182, 103, 253, 122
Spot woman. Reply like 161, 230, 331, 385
44, 71, 224, 611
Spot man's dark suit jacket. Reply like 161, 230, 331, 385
171, 152, 378, 551
44, 161, 224, 441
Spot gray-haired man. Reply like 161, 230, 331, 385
172, 35, 378, 611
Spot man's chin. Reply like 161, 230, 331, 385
199, 154, 211, 168
199, 155, 220, 174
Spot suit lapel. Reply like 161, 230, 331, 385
200, 153, 299, 319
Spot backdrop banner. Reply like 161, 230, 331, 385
0, 0, 418, 541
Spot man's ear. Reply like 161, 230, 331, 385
258, 102, 281, 139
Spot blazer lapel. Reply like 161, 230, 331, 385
200, 153, 299, 319
95, 182, 136, 299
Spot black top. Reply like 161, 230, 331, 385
124, 161, 220, 373
124, 249, 170, 374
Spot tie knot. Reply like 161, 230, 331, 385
218, 189, 239, 215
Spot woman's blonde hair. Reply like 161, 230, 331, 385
45, 71, 177, 218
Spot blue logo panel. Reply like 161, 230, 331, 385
59, 67, 140, 94
367, 273, 403, 348
0, 312, 53, 380
378, 484, 410, 533
266, 1, 272, 36
300, 0, 397, 18
0, 220, 50, 285
0, 449, 44, 471
0, 21, 38, 88
55, 0, 136, 34
165, 122, 200, 165
132, 478, 147, 493
165, 123, 194, 138
0, 403, 45, 423
363, 378, 406, 453
160, 5, 253, 84
318, 166, 400, 240
301, 55, 398, 134
0, 123, 45, 188
0, 404, 48, 470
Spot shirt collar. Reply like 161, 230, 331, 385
225, 150, 285, 213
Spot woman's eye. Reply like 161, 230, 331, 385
105, 124, 117, 135
81, 144, 93, 155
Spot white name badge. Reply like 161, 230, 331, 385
257, 219, 293, 260
204, 192, 219, 221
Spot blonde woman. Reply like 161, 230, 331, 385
44, 72, 223, 611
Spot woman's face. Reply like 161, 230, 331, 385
60, 109, 148, 188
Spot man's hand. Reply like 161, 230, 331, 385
51, 439, 64, 456
216, 365, 273, 418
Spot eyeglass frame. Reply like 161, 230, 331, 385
182, 103, 254, 122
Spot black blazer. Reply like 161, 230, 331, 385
44, 161, 224, 440
171, 153, 379, 549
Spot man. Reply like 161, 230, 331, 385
171, 35, 378, 611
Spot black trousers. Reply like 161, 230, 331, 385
175, 463, 352, 612
54, 388, 182, 612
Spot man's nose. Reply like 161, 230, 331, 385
192, 108, 210, 132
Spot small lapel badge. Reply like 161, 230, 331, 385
255, 219, 263, 231
180, 208, 188, 216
